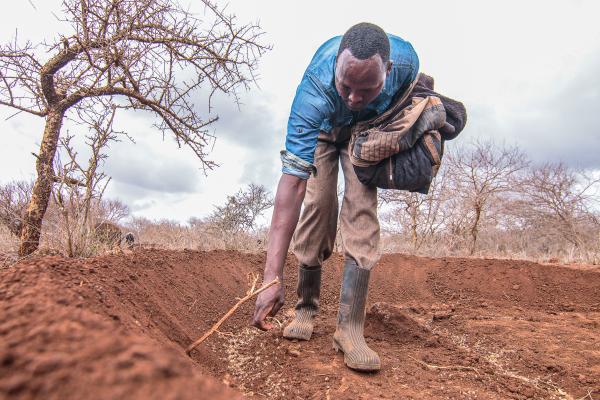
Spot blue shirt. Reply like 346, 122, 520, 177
282, 34, 419, 179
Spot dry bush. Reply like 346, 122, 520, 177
0, 226, 19, 268
0, 178, 130, 258
126, 217, 196, 249
0, 181, 32, 238
0, 225, 19, 254
126, 217, 267, 252
123, 184, 272, 252
120, 183, 273, 252
0, 180, 272, 257
35, 195, 130, 256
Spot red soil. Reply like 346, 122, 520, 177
1, 249, 599, 399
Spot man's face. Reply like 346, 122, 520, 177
335, 48, 391, 112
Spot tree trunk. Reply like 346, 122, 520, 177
19, 111, 65, 256
61, 203, 74, 258
469, 204, 482, 256
410, 205, 418, 252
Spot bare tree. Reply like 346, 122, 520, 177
514, 162, 600, 257
379, 164, 451, 252
0, 0, 269, 256
446, 140, 528, 255
97, 198, 130, 223
208, 183, 274, 234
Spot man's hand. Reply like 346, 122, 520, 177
251, 279, 284, 330
249, 173, 307, 331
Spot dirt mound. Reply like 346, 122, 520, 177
1, 250, 599, 399
0, 254, 243, 400
365, 302, 433, 344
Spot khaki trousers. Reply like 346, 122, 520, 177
293, 127, 380, 270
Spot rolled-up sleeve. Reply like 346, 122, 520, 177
283, 73, 331, 179
280, 150, 317, 179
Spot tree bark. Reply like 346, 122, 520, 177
469, 204, 482, 256
410, 204, 418, 252
19, 110, 64, 256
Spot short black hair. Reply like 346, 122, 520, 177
337, 22, 390, 63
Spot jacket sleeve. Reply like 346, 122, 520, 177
283, 73, 332, 179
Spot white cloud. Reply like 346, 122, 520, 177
1, 0, 599, 222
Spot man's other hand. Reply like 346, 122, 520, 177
251, 173, 306, 331
252, 280, 284, 330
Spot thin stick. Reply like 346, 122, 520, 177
575, 389, 594, 400
186, 277, 279, 356
408, 355, 479, 374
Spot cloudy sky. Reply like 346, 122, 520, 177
1, 0, 599, 222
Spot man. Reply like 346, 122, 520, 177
252, 23, 419, 372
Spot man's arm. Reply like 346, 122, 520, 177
252, 173, 307, 330
252, 67, 329, 329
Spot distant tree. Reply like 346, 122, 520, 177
208, 184, 274, 234
97, 198, 130, 224
0, 0, 269, 256
514, 162, 600, 255
446, 140, 529, 255
379, 164, 450, 252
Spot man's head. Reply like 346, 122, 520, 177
335, 23, 392, 111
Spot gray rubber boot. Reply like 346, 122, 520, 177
283, 265, 321, 340
332, 258, 380, 371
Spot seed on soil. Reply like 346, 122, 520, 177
286, 348, 301, 357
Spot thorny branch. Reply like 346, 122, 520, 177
0, 0, 270, 171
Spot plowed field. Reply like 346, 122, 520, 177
1, 249, 599, 399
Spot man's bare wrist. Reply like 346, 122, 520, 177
264, 268, 283, 282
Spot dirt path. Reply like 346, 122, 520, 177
1, 250, 598, 399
